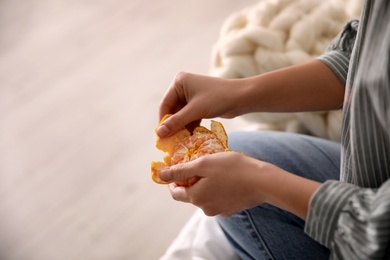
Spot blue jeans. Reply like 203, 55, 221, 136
217, 131, 340, 260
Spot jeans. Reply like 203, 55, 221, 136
217, 131, 341, 260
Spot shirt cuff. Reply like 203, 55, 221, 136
316, 50, 350, 86
304, 180, 359, 248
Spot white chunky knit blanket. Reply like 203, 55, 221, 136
210, 0, 362, 141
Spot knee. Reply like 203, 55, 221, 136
228, 131, 288, 164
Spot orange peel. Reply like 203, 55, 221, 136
151, 114, 231, 187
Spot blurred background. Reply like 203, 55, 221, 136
0, 0, 256, 259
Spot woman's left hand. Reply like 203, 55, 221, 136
159, 152, 271, 217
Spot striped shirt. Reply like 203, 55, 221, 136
305, 1, 390, 259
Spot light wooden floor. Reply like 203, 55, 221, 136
0, 1, 256, 259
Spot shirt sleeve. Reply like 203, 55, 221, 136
316, 20, 359, 86
305, 180, 390, 259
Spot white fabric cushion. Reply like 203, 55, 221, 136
210, 0, 362, 141
159, 209, 239, 260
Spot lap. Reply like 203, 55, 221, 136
228, 130, 340, 182
217, 131, 341, 260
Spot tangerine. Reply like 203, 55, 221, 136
151, 114, 231, 187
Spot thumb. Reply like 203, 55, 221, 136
159, 162, 195, 182
156, 107, 198, 137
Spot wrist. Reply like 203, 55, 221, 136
218, 78, 250, 118
255, 162, 321, 220
225, 77, 259, 117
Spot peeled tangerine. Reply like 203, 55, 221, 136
151, 114, 231, 187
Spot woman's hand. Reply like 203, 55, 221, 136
157, 60, 345, 138
159, 151, 322, 219
159, 152, 269, 217
157, 72, 241, 137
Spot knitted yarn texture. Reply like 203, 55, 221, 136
210, 0, 362, 141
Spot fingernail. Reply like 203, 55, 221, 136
157, 124, 170, 137
159, 168, 171, 181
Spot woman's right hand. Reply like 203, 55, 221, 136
157, 72, 241, 137
156, 60, 346, 137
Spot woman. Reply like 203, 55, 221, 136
156, 0, 390, 258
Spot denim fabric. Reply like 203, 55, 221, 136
217, 131, 341, 260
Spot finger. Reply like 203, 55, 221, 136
158, 72, 188, 121
158, 106, 202, 137
168, 183, 190, 203
158, 89, 182, 122
160, 161, 198, 183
